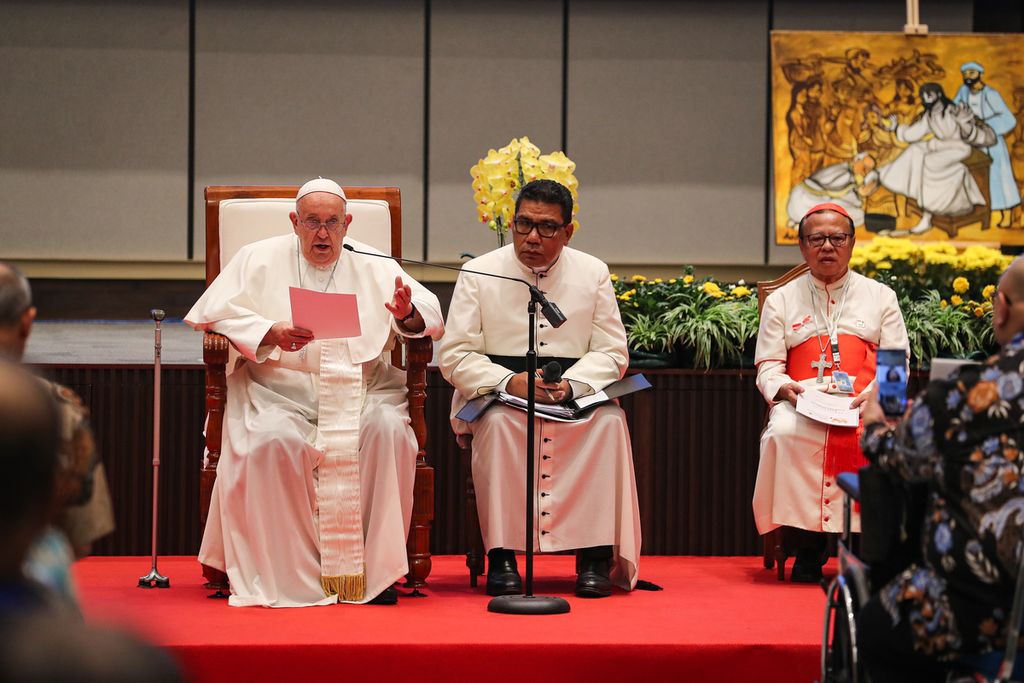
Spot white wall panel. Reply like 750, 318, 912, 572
427, 0, 563, 262
0, 0, 188, 261
194, 0, 425, 260
566, 0, 768, 266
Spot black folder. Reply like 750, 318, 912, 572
455, 373, 652, 423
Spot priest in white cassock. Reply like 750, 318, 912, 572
185, 178, 443, 607
438, 179, 641, 599
753, 202, 908, 583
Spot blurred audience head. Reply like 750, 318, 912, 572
0, 262, 36, 361
994, 256, 1024, 346
0, 615, 184, 683
0, 361, 60, 579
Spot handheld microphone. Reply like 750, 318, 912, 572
342, 243, 567, 328
541, 361, 562, 384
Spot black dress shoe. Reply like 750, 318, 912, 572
486, 548, 522, 597
367, 586, 398, 605
790, 559, 824, 584
575, 546, 613, 598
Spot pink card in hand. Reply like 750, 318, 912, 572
289, 287, 362, 339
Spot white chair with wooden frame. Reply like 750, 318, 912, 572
199, 185, 434, 593
756, 262, 810, 580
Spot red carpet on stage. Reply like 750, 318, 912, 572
75, 555, 833, 683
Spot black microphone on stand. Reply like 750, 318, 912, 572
541, 361, 562, 385
343, 241, 570, 614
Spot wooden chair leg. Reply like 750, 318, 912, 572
404, 337, 433, 591
405, 460, 433, 591
775, 534, 788, 581
459, 436, 484, 587
764, 529, 789, 581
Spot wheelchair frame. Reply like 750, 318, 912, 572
821, 471, 1024, 683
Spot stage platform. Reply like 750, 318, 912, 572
76, 555, 832, 683
23, 319, 444, 367
25, 320, 203, 366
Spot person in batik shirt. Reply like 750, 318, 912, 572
858, 257, 1024, 682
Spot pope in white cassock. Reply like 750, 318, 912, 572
185, 178, 443, 607
439, 179, 641, 599
753, 202, 908, 583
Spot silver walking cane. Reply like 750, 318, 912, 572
139, 309, 170, 589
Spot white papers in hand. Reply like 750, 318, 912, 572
795, 390, 858, 428
289, 287, 362, 339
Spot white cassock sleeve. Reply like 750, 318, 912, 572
561, 266, 628, 398
754, 291, 796, 404
184, 245, 280, 363
439, 270, 513, 398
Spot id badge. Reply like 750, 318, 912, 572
832, 370, 854, 394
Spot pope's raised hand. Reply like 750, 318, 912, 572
384, 276, 414, 320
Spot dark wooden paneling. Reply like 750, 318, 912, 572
40, 364, 926, 558
34, 365, 204, 557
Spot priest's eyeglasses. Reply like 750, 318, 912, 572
300, 218, 343, 232
802, 232, 853, 249
512, 217, 566, 238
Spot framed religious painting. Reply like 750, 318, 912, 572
771, 31, 1024, 245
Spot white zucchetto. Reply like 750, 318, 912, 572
296, 177, 347, 202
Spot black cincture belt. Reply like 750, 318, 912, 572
485, 354, 580, 374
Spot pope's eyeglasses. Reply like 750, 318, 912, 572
300, 218, 343, 232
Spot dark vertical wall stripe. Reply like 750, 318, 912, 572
422, 0, 432, 261
186, 0, 196, 261
763, 0, 774, 265
560, 0, 570, 153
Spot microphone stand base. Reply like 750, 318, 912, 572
487, 594, 570, 615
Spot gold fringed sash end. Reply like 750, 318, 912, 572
321, 573, 366, 602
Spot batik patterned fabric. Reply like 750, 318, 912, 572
862, 332, 1024, 660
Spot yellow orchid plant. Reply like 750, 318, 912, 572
470, 137, 580, 246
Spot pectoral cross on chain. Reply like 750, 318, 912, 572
811, 353, 832, 384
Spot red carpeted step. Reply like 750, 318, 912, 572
74, 555, 832, 683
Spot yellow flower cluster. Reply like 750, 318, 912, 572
470, 137, 580, 236
703, 281, 725, 298
850, 238, 1009, 305
852, 238, 1011, 272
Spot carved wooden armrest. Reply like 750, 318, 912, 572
201, 332, 229, 527
203, 330, 229, 365
404, 335, 433, 589
200, 331, 230, 589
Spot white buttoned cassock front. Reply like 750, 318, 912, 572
439, 244, 641, 590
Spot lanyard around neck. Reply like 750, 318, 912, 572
807, 273, 850, 367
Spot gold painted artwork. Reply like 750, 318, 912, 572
771, 31, 1024, 245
